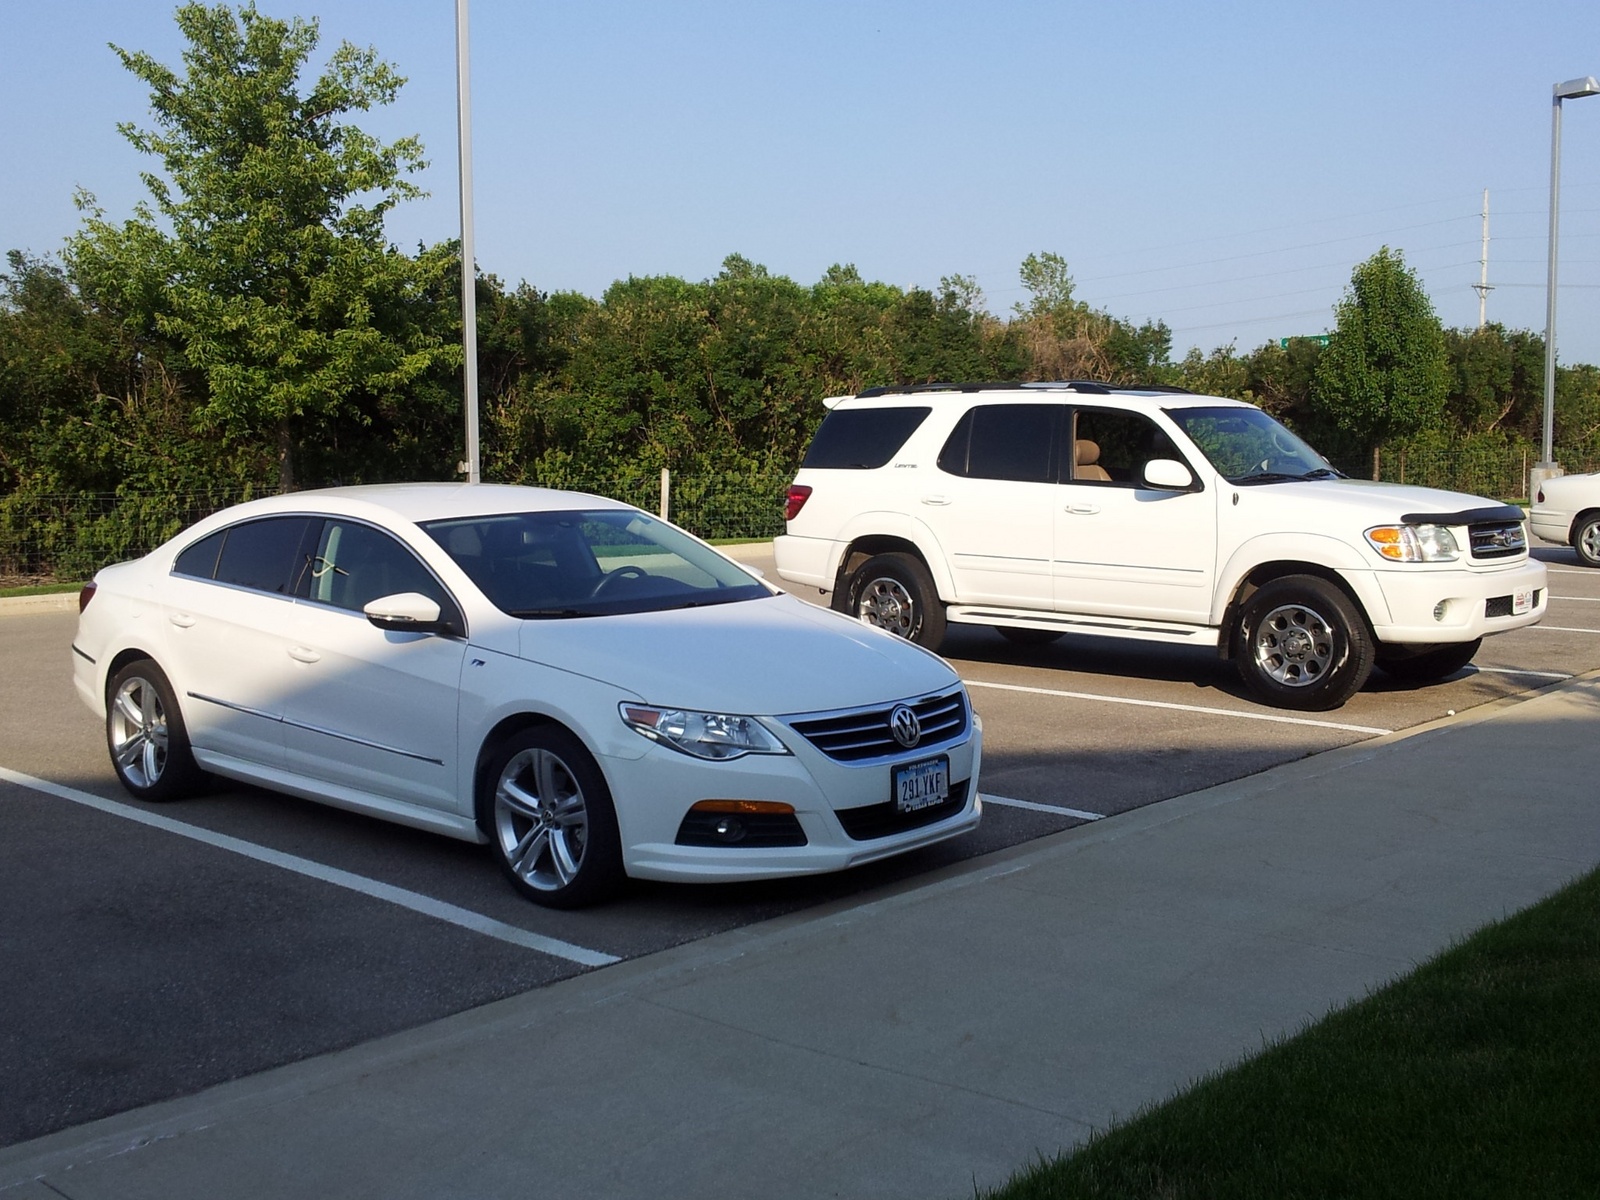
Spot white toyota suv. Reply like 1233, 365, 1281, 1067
775, 382, 1548, 711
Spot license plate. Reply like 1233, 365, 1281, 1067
893, 756, 949, 813
1513, 589, 1534, 615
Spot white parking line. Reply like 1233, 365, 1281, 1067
1472, 666, 1573, 680
1531, 625, 1600, 634
1550, 595, 1600, 601
1545, 566, 1600, 576
982, 793, 1105, 820
963, 679, 1392, 736
0, 766, 619, 968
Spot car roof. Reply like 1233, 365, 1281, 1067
823, 382, 1253, 414
180, 483, 636, 536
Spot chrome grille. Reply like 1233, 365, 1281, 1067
1468, 520, 1526, 560
785, 689, 969, 763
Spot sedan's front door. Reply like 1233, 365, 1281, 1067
279, 519, 467, 812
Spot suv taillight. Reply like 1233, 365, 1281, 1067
78, 582, 97, 613
785, 485, 813, 521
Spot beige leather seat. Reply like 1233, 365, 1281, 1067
1074, 439, 1111, 482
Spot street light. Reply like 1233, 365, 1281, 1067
1537, 75, 1600, 487
456, 0, 481, 484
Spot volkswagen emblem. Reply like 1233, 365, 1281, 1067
889, 704, 921, 749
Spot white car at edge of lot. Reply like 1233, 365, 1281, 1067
72, 483, 981, 907
1531, 471, 1600, 566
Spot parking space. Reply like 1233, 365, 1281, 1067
4, 541, 1597, 1146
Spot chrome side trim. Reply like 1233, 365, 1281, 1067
281, 717, 445, 766
188, 691, 444, 766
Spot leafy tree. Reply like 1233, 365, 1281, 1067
1311, 247, 1449, 478
1443, 324, 1544, 437
66, 2, 453, 491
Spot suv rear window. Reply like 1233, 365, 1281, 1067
802, 406, 932, 469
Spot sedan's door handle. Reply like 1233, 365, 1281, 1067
1065, 503, 1101, 515
921, 495, 951, 506
168, 613, 196, 629
288, 646, 321, 664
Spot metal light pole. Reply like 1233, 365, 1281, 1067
456, 0, 481, 484
1538, 75, 1600, 487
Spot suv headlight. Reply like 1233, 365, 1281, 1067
619, 704, 790, 760
1364, 524, 1460, 563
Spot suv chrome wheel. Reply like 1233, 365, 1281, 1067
1250, 601, 1338, 687
843, 552, 947, 651
1234, 575, 1374, 711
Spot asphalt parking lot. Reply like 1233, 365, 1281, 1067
3, 543, 1596, 1147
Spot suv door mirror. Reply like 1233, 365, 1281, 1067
364, 591, 447, 633
1142, 458, 1195, 491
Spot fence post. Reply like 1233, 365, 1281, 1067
659, 468, 670, 522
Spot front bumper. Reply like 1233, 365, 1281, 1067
1362, 558, 1548, 643
602, 714, 982, 883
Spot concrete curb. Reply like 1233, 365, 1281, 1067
0, 592, 78, 617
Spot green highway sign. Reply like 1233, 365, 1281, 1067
1279, 335, 1331, 348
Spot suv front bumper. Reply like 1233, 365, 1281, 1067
1359, 558, 1548, 643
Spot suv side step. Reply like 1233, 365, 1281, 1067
946, 606, 1221, 647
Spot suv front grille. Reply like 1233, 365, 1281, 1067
1469, 520, 1526, 559
1486, 589, 1540, 618
786, 689, 969, 763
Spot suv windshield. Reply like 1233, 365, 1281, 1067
1166, 406, 1339, 484
421, 509, 770, 618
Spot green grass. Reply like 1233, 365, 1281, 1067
0, 581, 83, 598
982, 866, 1600, 1200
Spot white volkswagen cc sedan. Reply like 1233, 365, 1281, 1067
72, 484, 982, 907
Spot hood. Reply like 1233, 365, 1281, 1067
1237, 478, 1523, 525
516, 592, 958, 715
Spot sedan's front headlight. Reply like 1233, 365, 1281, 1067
619, 704, 790, 760
1364, 524, 1460, 563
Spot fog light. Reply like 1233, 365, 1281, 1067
712, 817, 745, 842
1433, 601, 1448, 621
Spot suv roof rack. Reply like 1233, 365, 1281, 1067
852, 380, 1192, 399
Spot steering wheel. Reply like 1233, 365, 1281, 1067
592, 565, 649, 597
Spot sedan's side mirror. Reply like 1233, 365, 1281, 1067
364, 591, 447, 633
1142, 458, 1195, 491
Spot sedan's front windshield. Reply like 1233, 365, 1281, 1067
420, 509, 771, 618
1166, 406, 1340, 485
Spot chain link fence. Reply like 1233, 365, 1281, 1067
0, 473, 791, 586
12, 444, 1600, 588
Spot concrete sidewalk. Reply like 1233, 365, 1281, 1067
5, 677, 1598, 1200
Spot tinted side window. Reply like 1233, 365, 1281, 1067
304, 520, 454, 618
173, 530, 226, 579
214, 517, 320, 595
802, 407, 932, 469
1071, 408, 1185, 486
937, 404, 1059, 483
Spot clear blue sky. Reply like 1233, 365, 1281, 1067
5, 0, 1600, 365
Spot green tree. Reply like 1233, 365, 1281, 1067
67, 2, 453, 491
1311, 247, 1449, 479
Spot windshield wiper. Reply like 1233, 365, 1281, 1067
1232, 471, 1303, 485
509, 608, 598, 619
1301, 467, 1343, 479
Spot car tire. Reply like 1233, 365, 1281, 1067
105, 660, 207, 801
1574, 514, 1600, 568
482, 725, 624, 909
1233, 575, 1374, 711
1376, 639, 1482, 683
996, 626, 1064, 647
845, 552, 947, 651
